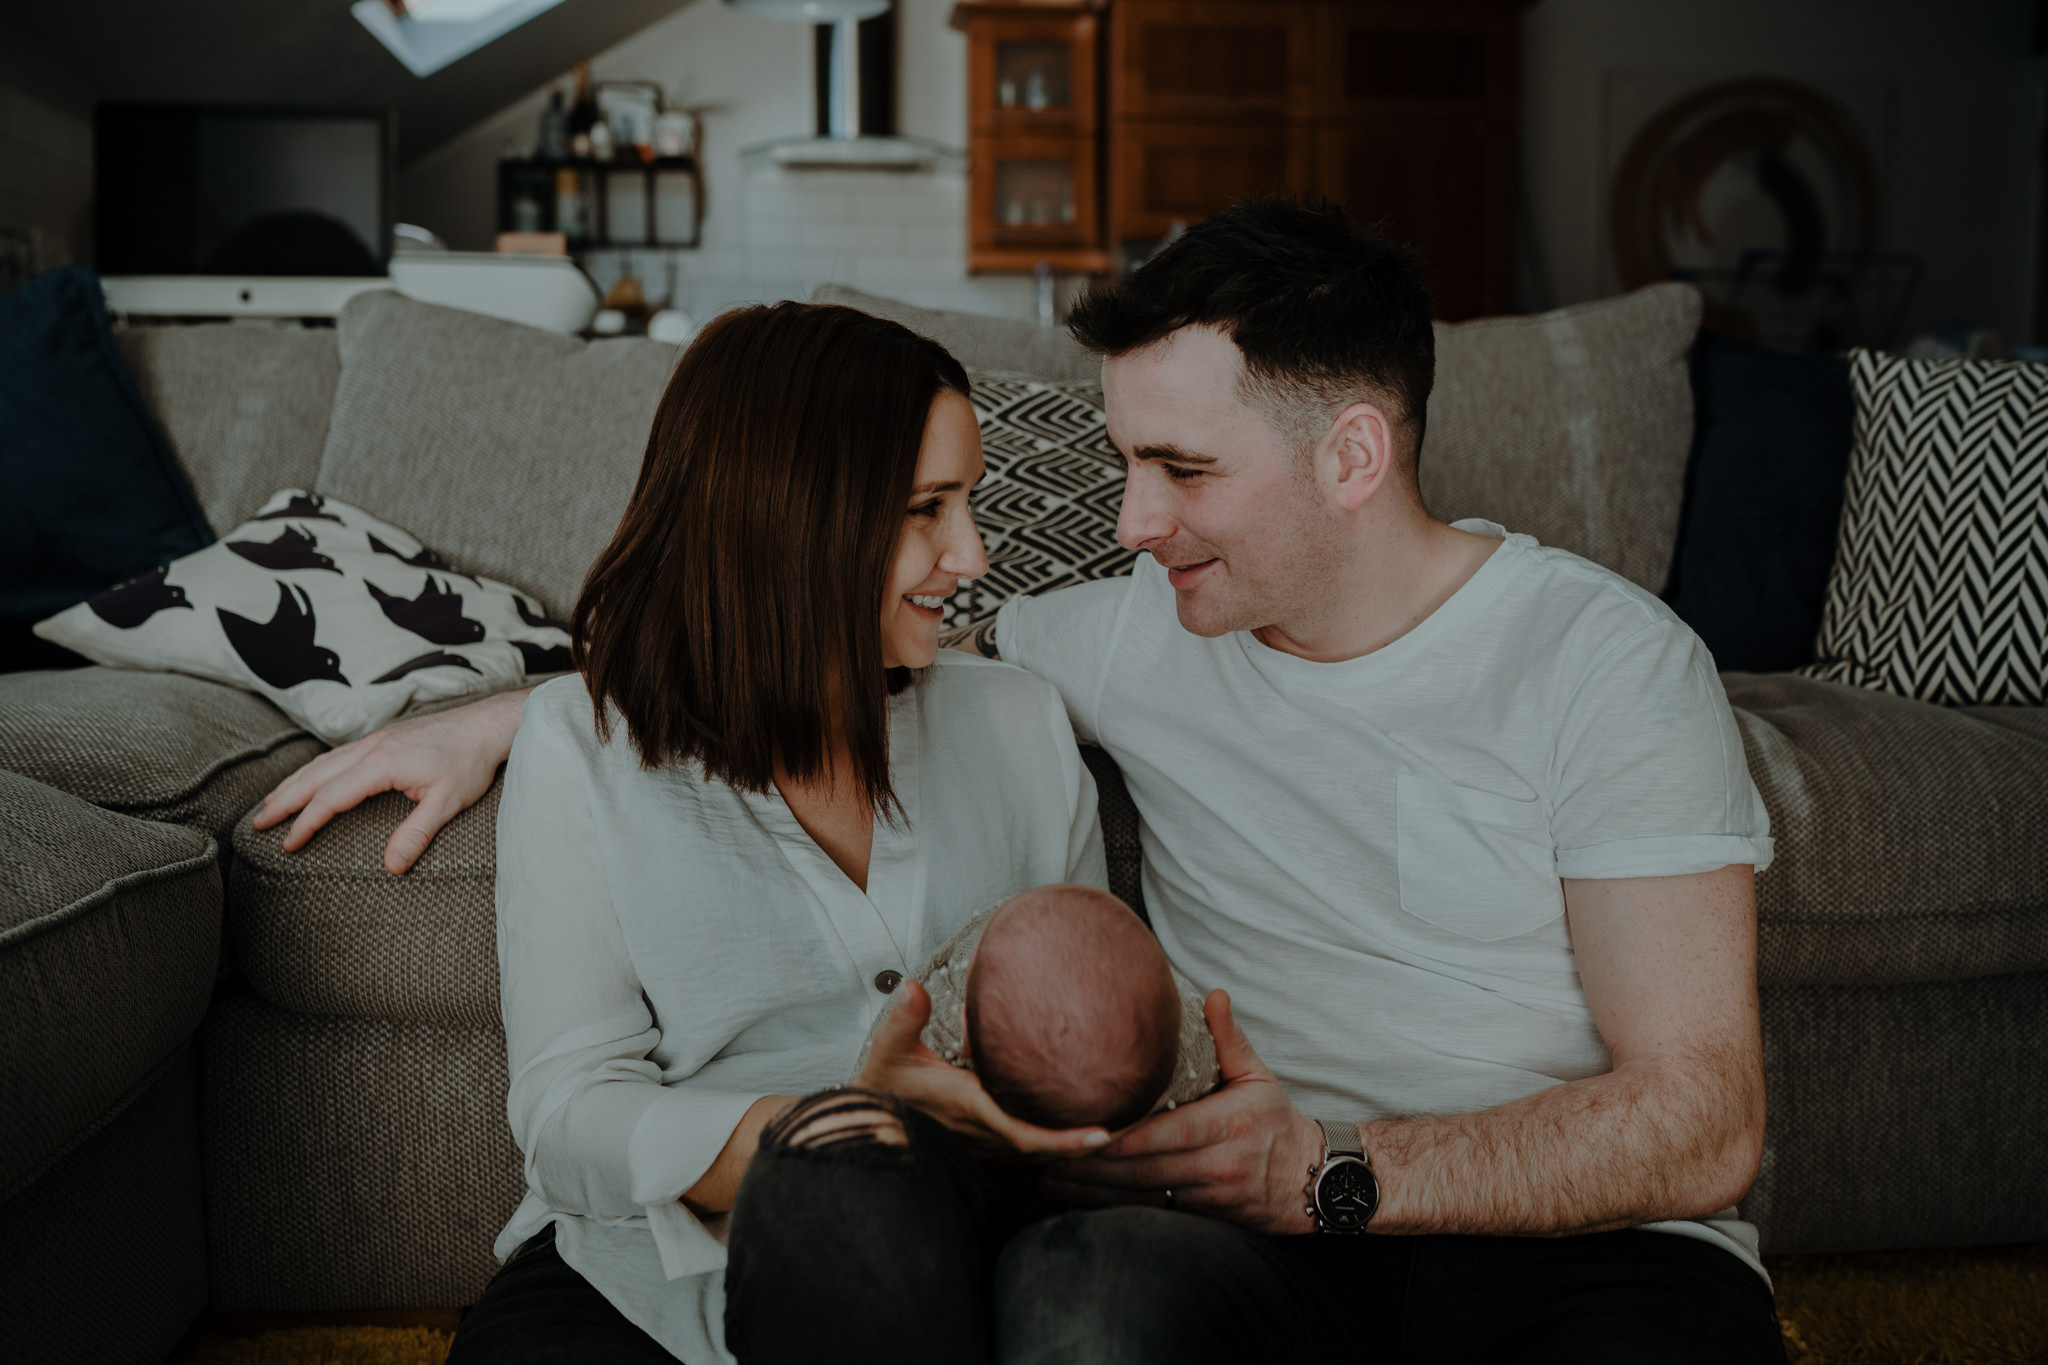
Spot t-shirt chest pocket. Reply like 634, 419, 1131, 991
1396, 774, 1565, 942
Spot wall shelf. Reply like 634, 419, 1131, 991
496, 155, 705, 251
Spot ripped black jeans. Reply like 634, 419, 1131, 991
723, 1088, 1787, 1365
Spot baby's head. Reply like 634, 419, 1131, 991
962, 884, 1181, 1133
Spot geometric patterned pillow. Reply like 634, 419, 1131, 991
33, 489, 572, 745
942, 371, 1135, 630
1798, 350, 2047, 706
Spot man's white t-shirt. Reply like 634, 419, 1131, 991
994, 520, 1775, 1274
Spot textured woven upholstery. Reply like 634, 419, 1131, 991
1743, 971, 2048, 1253
1423, 283, 1701, 593
0, 1044, 209, 1365
809, 283, 1101, 384
0, 666, 321, 841
0, 770, 219, 1189
198, 989, 522, 1310
315, 291, 679, 618
117, 321, 341, 535
1727, 673, 2048, 986
1081, 744, 1146, 921
228, 776, 504, 1028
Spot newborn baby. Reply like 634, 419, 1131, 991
856, 884, 1219, 1131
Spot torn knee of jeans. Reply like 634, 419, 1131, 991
764, 1088, 911, 1160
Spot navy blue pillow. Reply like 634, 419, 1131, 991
1663, 332, 1855, 673
0, 267, 213, 670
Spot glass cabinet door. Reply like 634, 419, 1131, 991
995, 41, 1074, 112
995, 158, 1077, 231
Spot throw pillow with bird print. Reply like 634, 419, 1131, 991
33, 489, 573, 744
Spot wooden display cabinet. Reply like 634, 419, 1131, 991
955, 2, 1111, 274
1104, 0, 1528, 320
1110, 0, 1314, 121
1112, 121, 1314, 244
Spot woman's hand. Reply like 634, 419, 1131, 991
252, 686, 532, 874
851, 980, 1113, 1162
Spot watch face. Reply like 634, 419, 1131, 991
1316, 1158, 1379, 1231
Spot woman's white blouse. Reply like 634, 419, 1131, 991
492, 652, 1107, 1363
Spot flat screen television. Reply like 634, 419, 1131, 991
96, 104, 394, 277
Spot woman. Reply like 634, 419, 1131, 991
442, 303, 1113, 1364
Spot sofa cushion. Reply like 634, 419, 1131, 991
1800, 349, 2048, 707
945, 371, 1134, 629
1663, 332, 1854, 672
2, 268, 213, 670
198, 990, 521, 1309
1421, 282, 1701, 593
116, 320, 341, 535
1729, 672, 2048, 986
810, 284, 1100, 383
0, 770, 220, 1190
228, 776, 503, 1028
315, 291, 679, 618
36, 490, 574, 746
0, 666, 321, 841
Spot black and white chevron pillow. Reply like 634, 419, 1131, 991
945, 372, 1135, 629
34, 490, 574, 744
1799, 350, 2047, 706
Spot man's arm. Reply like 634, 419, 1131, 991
1358, 864, 1764, 1233
942, 618, 1002, 659
1040, 864, 1765, 1236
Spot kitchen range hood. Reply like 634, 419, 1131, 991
727, 0, 964, 172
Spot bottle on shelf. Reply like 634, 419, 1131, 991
567, 61, 598, 160
555, 167, 587, 239
538, 88, 568, 160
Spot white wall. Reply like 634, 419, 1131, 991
401, 0, 1044, 322
0, 21, 94, 273
1521, 0, 2045, 341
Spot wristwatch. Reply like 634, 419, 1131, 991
1304, 1117, 1379, 1234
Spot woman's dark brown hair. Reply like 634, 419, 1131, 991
572, 301, 971, 816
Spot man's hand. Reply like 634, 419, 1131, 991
852, 979, 1112, 1161
1038, 989, 1324, 1233
252, 687, 530, 874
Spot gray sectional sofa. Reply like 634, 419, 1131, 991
2, 283, 2044, 1365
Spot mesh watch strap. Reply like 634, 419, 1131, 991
1316, 1118, 1365, 1161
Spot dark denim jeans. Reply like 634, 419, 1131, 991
445, 1222, 674, 1364
723, 1089, 1789, 1365
452, 1089, 1789, 1364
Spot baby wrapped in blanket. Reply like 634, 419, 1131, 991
856, 884, 1220, 1131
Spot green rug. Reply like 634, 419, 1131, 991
176, 1244, 2048, 1365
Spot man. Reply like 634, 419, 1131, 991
260, 198, 1782, 1361
944, 197, 1783, 1361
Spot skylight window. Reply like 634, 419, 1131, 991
352, 0, 568, 77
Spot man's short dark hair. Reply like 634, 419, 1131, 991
1067, 197, 1436, 464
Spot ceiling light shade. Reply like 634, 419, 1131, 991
723, 0, 890, 23
353, 0, 568, 77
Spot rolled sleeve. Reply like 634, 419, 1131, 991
630, 1086, 763, 1278
1549, 620, 1774, 879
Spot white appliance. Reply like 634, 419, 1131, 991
99, 276, 391, 319
387, 252, 601, 334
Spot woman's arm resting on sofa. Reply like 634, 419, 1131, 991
253, 685, 532, 874
1041, 865, 1766, 1236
